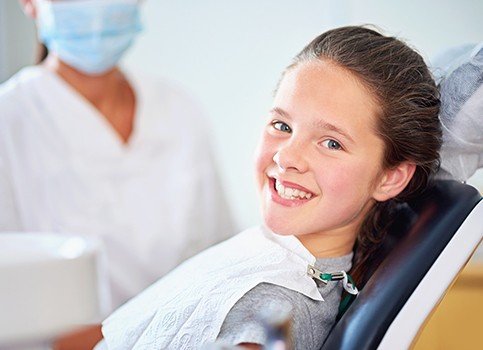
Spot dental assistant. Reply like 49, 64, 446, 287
0, 0, 234, 309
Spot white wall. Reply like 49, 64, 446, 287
2, 0, 483, 230
123, 0, 361, 229
122, 0, 483, 229
0, 1, 7, 80
0, 0, 36, 83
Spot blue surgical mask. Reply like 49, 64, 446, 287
37, 0, 143, 75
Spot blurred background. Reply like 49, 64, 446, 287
2, 0, 483, 230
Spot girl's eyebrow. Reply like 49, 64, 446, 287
270, 107, 291, 119
314, 119, 355, 144
270, 107, 355, 144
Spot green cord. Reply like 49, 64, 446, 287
307, 266, 358, 318
347, 274, 355, 286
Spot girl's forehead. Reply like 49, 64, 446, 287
277, 60, 376, 104
274, 61, 381, 134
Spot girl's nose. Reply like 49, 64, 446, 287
272, 141, 308, 173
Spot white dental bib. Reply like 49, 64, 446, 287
102, 226, 323, 349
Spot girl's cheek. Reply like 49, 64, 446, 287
254, 138, 272, 181
255, 134, 274, 163
315, 162, 352, 189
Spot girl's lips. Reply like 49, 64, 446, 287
276, 179, 314, 195
268, 177, 314, 207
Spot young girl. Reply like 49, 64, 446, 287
98, 26, 441, 349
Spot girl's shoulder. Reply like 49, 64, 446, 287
218, 281, 343, 349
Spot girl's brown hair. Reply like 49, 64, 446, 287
285, 26, 442, 286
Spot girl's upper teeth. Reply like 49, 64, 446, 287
275, 180, 312, 199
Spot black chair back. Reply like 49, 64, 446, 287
322, 180, 482, 350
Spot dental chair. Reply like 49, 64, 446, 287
321, 179, 483, 350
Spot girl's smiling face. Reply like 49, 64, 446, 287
255, 60, 390, 256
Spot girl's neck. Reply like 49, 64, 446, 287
296, 231, 356, 258
296, 199, 375, 258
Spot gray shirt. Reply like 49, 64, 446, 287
216, 253, 353, 349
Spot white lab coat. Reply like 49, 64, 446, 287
0, 66, 235, 309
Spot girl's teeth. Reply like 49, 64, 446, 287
275, 181, 282, 192
274, 180, 312, 200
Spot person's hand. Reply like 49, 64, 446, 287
53, 324, 103, 350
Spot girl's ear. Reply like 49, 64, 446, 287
373, 162, 416, 202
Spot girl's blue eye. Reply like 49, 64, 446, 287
272, 121, 292, 133
322, 139, 342, 150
